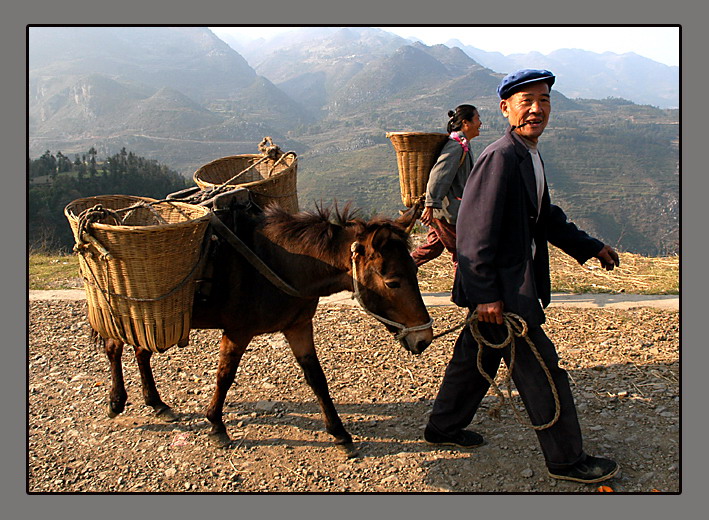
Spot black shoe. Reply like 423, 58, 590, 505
548, 455, 620, 484
423, 424, 485, 449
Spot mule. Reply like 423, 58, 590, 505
99, 200, 433, 456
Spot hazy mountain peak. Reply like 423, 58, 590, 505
147, 87, 208, 111
448, 41, 678, 108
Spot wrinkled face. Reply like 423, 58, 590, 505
352, 227, 433, 355
500, 81, 551, 144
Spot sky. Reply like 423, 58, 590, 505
209, 25, 680, 67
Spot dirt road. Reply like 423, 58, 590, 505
29, 288, 679, 310
28, 293, 679, 493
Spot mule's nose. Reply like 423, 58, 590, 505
402, 328, 433, 355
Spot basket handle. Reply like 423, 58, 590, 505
219, 155, 270, 186
266, 151, 296, 178
78, 232, 113, 260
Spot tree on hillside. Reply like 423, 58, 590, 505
28, 148, 189, 252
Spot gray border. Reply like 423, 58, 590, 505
12, 0, 695, 518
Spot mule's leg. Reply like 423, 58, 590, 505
133, 345, 178, 422
104, 338, 128, 418
283, 321, 357, 457
206, 331, 250, 447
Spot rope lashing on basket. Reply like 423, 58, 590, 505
212, 136, 285, 191
349, 242, 433, 341
73, 200, 196, 257
74, 204, 122, 255
257, 136, 282, 160
433, 310, 561, 431
179, 141, 297, 207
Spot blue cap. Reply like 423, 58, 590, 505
497, 69, 556, 99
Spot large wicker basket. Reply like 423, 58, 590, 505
64, 195, 212, 353
193, 142, 298, 213
386, 132, 449, 207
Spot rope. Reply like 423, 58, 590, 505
432, 318, 466, 340
434, 310, 561, 431
472, 311, 560, 430
73, 205, 122, 251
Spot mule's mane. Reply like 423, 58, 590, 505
262, 203, 411, 264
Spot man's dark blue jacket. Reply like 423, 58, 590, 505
452, 126, 603, 326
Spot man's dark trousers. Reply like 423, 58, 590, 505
428, 318, 587, 471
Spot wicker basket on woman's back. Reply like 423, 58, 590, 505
193, 137, 299, 213
386, 131, 449, 208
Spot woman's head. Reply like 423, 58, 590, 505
447, 104, 481, 141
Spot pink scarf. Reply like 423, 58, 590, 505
449, 131, 469, 153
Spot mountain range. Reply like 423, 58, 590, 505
445, 38, 678, 109
28, 26, 679, 255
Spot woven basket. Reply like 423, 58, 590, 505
386, 132, 449, 207
193, 150, 299, 213
64, 195, 212, 353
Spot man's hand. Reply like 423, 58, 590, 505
596, 244, 620, 271
476, 301, 504, 325
419, 206, 434, 226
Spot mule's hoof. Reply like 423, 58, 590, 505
107, 404, 122, 418
336, 442, 359, 458
154, 406, 179, 423
208, 431, 232, 448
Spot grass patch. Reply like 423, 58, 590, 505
28, 253, 82, 290
549, 246, 679, 295
413, 237, 679, 295
28, 239, 679, 295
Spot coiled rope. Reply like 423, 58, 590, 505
435, 310, 561, 430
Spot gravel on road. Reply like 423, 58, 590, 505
28, 298, 679, 493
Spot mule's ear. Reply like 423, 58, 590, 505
395, 204, 423, 235
371, 226, 392, 251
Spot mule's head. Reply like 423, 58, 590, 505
349, 208, 433, 355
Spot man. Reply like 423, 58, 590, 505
423, 69, 621, 484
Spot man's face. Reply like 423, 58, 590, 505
499, 82, 551, 143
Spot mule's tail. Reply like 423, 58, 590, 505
90, 328, 105, 352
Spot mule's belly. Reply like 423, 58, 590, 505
189, 295, 320, 335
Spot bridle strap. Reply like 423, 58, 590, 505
349, 242, 433, 340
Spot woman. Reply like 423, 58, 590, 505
411, 104, 481, 267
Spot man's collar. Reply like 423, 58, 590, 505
506, 126, 535, 156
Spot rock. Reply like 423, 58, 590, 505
638, 472, 655, 484
521, 468, 534, 478
255, 400, 276, 412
